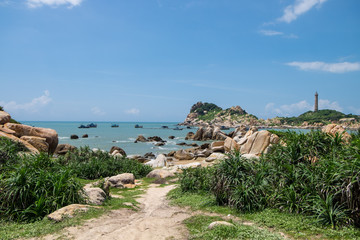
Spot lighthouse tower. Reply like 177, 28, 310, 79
314, 92, 319, 112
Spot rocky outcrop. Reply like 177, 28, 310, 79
5, 123, 58, 153
0, 131, 39, 154
0, 111, 11, 124
82, 134, 88, 138
192, 126, 227, 141
322, 124, 351, 142
55, 144, 77, 155
135, 135, 147, 143
20, 136, 49, 153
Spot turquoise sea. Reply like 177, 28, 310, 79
21, 121, 209, 156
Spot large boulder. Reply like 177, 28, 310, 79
322, 124, 351, 142
174, 149, 194, 160
0, 111, 11, 124
0, 125, 16, 135
239, 130, 277, 156
110, 146, 127, 156
47, 204, 94, 222
205, 153, 227, 162
134, 135, 147, 143
193, 127, 205, 141
55, 144, 77, 155
212, 127, 227, 140
211, 141, 225, 153
0, 131, 39, 154
232, 125, 247, 138
146, 169, 175, 179
106, 173, 135, 188
5, 123, 58, 154
70, 134, 79, 139
147, 136, 164, 142
144, 154, 168, 168
20, 136, 49, 153
224, 137, 240, 152
83, 187, 106, 205
185, 132, 195, 140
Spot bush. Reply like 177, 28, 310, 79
179, 130, 360, 228
0, 137, 28, 171
59, 146, 152, 179
0, 153, 84, 222
179, 167, 215, 192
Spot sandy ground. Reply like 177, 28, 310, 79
38, 184, 191, 240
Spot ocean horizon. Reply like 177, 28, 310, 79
21, 121, 206, 156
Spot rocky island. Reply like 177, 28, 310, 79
181, 101, 360, 130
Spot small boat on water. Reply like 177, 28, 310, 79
111, 124, 119, 128
135, 124, 143, 128
161, 126, 169, 129
78, 123, 97, 128
173, 127, 183, 130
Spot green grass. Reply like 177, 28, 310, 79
168, 188, 360, 240
185, 215, 283, 240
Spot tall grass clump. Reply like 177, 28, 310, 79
179, 166, 215, 192
0, 137, 27, 171
0, 152, 84, 222
178, 130, 360, 228
58, 146, 152, 179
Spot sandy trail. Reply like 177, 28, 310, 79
41, 184, 191, 240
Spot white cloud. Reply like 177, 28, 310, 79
0, 90, 52, 113
286, 61, 360, 73
278, 0, 328, 23
91, 107, 105, 116
125, 108, 140, 115
319, 99, 343, 112
265, 99, 342, 117
259, 30, 284, 36
26, 0, 83, 8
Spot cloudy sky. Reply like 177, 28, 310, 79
0, 0, 359, 121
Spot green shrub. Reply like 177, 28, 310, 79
59, 146, 152, 180
179, 130, 360, 228
0, 153, 84, 222
179, 166, 215, 192
0, 137, 28, 172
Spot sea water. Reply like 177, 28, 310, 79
21, 121, 208, 156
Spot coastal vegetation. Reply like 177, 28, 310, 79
279, 109, 360, 125
0, 137, 152, 223
170, 130, 360, 238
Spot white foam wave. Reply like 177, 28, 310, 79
59, 137, 69, 140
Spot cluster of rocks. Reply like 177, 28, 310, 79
185, 126, 228, 141
134, 135, 167, 146
0, 110, 58, 154
70, 134, 88, 139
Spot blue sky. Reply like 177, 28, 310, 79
0, 0, 359, 121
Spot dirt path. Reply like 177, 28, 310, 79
41, 184, 191, 240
